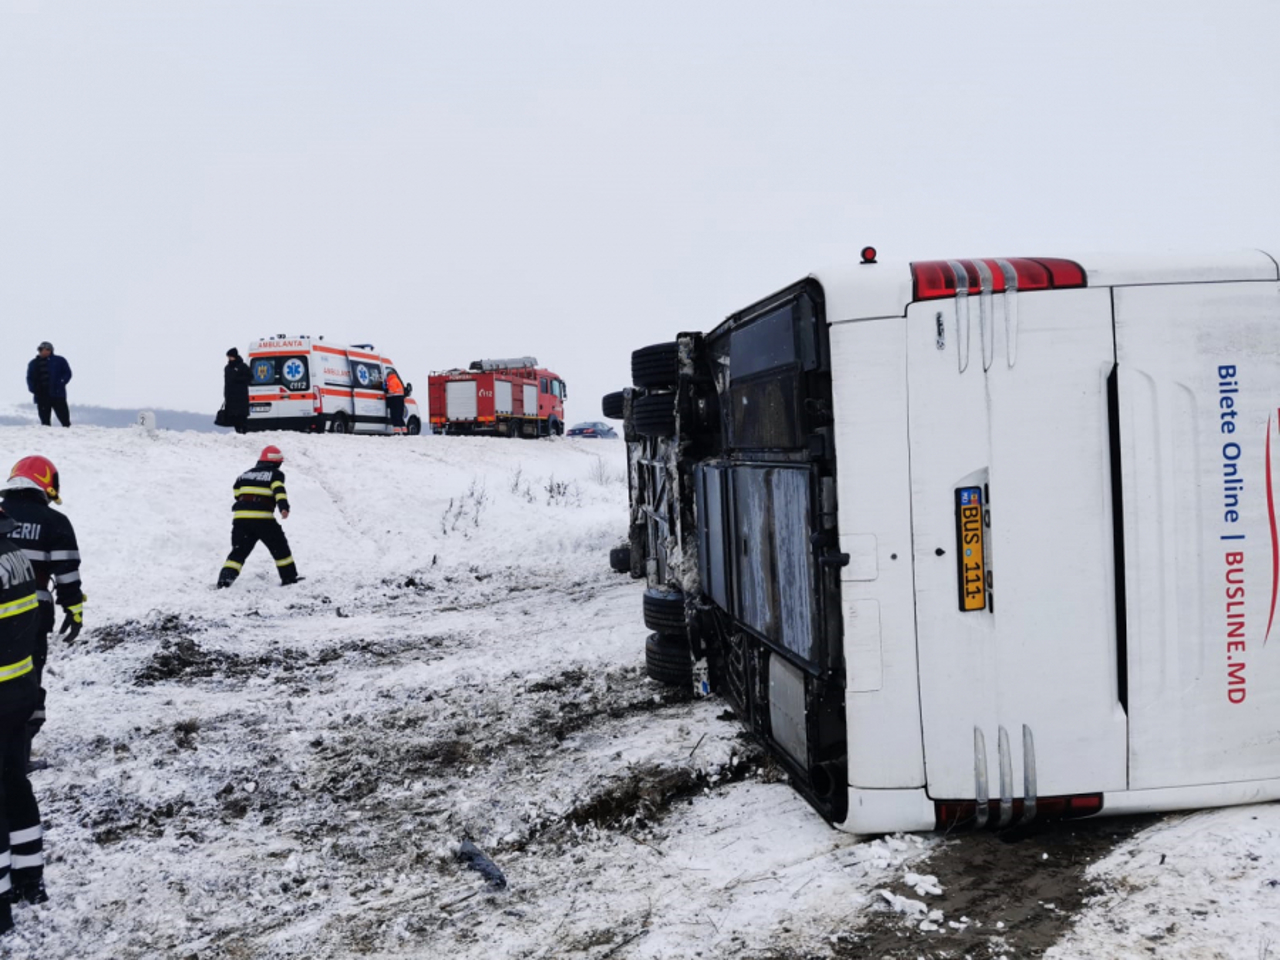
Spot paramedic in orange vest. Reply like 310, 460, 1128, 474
385, 368, 406, 434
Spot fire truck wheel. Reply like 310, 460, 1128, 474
407, 416, 421, 436
601, 390, 626, 420
632, 342, 679, 390
643, 587, 686, 632
551, 416, 563, 436
632, 392, 676, 437
645, 633, 693, 687
332, 413, 351, 434
609, 545, 631, 573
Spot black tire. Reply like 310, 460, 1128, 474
645, 632, 692, 687
406, 416, 421, 436
632, 342, 680, 390
601, 390, 625, 420
643, 587, 685, 632
332, 413, 351, 434
632, 392, 676, 437
609, 545, 631, 574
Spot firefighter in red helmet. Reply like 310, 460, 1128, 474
0, 503, 48, 929
1, 456, 85, 770
217, 445, 302, 588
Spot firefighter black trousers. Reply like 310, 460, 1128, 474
0, 711, 43, 901
220, 518, 298, 585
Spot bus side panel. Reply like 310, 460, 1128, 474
1116, 281, 1280, 789
829, 318, 926, 790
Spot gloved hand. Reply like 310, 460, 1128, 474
59, 602, 84, 644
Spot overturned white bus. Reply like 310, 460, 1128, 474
607, 249, 1280, 833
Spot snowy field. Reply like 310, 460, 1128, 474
0, 424, 1276, 959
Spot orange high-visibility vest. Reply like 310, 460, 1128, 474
386, 372, 404, 397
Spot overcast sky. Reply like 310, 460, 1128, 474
2, 0, 1278, 419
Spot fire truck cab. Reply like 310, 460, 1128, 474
428, 357, 567, 437
244, 336, 422, 435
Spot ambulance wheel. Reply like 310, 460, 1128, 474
632, 342, 679, 390
643, 587, 685, 632
407, 416, 421, 436
601, 390, 625, 420
332, 413, 351, 434
633, 392, 676, 437
645, 633, 692, 687
609, 545, 631, 574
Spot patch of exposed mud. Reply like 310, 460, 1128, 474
831, 814, 1161, 959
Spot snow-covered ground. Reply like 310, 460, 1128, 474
0, 424, 1275, 959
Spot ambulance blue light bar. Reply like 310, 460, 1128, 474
911, 258, 1087, 301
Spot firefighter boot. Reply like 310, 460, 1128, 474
216, 569, 239, 589
0, 899, 11, 935
10, 878, 48, 906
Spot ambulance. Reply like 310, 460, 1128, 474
243, 336, 422, 435
614, 248, 1280, 833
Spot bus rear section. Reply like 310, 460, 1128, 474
619, 250, 1280, 833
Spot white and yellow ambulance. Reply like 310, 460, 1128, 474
243, 336, 422, 435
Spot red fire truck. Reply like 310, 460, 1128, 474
428, 357, 567, 437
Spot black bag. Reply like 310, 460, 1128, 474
214, 406, 230, 427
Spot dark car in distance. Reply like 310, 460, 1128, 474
566, 421, 617, 438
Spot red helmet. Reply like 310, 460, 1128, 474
260, 445, 284, 464
4, 455, 62, 504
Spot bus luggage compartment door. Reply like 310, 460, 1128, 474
906, 287, 1127, 801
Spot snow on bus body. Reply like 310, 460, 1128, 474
654, 248, 1280, 834
427, 357, 567, 437
244, 336, 422, 435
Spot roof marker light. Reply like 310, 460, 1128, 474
860, 246, 878, 264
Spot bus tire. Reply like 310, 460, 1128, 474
601, 390, 625, 420
645, 632, 692, 687
643, 587, 685, 632
633, 392, 676, 437
632, 342, 679, 390
406, 416, 421, 436
332, 413, 351, 434
609, 545, 631, 574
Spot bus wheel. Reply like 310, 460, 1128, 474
633, 392, 676, 437
407, 416, 421, 436
645, 633, 693, 687
332, 413, 351, 434
632, 342, 679, 390
643, 587, 685, 632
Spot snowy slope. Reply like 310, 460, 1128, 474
0, 426, 934, 959
2, 424, 1277, 959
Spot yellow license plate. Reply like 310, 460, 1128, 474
956, 486, 986, 611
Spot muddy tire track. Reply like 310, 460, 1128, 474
825, 814, 1160, 959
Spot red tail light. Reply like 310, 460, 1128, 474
934, 793, 1103, 830
911, 257, 1087, 302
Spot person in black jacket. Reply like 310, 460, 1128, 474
0, 456, 85, 769
25, 342, 72, 428
217, 445, 301, 588
0, 506, 49, 932
223, 348, 252, 435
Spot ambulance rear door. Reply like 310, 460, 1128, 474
348, 351, 388, 433
906, 267, 1127, 804
1113, 273, 1280, 790
247, 340, 315, 427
